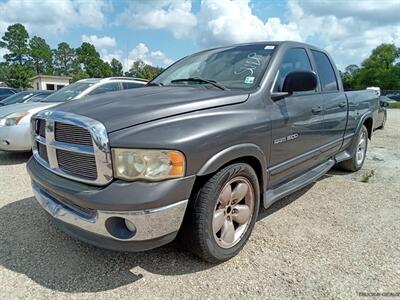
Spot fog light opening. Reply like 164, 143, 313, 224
105, 217, 137, 240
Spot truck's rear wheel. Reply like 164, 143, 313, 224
339, 125, 368, 172
181, 163, 260, 263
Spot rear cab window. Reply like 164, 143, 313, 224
311, 50, 339, 92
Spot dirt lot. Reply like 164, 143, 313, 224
0, 110, 399, 299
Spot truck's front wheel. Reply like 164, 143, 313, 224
181, 163, 260, 263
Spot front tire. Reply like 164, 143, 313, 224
181, 163, 260, 263
339, 125, 368, 172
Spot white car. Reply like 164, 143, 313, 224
0, 77, 147, 152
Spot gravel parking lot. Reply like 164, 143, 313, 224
0, 110, 399, 299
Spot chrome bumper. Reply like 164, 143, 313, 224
32, 182, 188, 242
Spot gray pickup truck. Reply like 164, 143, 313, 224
27, 41, 378, 262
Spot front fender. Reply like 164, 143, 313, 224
197, 143, 267, 190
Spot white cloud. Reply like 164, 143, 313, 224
287, 0, 400, 69
195, 0, 301, 47
0, 0, 107, 36
82, 34, 116, 49
117, 0, 197, 38
126, 43, 174, 69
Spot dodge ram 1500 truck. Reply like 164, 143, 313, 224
27, 41, 379, 262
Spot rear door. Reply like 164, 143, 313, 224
269, 47, 326, 188
310, 50, 347, 157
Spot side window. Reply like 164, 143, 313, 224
275, 48, 312, 92
311, 50, 338, 92
122, 82, 144, 89
89, 83, 120, 96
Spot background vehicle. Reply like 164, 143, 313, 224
0, 77, 147, 152
0, 90, 53, 106
27, 42, 378, 262
0, 87, 18, 101
375, 96, 390, 129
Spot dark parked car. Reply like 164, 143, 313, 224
0, 90, 53, 106
28, 41, 379, 262
375, 96, 390, 129
0, 87, 18, 101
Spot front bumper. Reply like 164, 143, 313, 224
0, 123, 31, 151
27, 157, 195, 251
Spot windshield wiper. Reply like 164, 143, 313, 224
170, 77, 228, 91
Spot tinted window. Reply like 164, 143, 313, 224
0, 91, 32, 105
0, 89, 15, 95
275, 48, 312, 92
122, 82, 145, 89
311, 50, 338, 92
89, 83, 120, 96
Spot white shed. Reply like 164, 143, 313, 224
30, 75, 72, 91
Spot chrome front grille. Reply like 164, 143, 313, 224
31, 111, 113, 186
57, 149, 97, 179
55, 122, 93, 146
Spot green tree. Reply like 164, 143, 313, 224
29, 36, 53, 74
110, 58, 123, 76
76, 42, 112, 78
126, 59, 163, 80
0, 23, 30, 65
4, 64, 34, 88
53, 42, 78, 76
353, 44, 400, 89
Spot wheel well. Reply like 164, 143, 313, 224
363, 117, 373, 139
193, 156, 264, 198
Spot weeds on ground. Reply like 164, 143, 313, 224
361, 170, 375, 183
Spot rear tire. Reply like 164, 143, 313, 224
339, 125, 368, 172
180, 163, 260, 263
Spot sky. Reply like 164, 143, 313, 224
0, 0, 399, 71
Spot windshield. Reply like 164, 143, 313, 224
152, 44, 276, 90
0, 91, 32, 105
41, 82, 94, 102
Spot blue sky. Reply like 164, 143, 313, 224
0, 0, 399, 70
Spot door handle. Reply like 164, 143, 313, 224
338, 102, 347, 108
312, 105, 323, 114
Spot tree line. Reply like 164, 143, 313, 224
340, 43, 400, 90
0, 23, 163, 89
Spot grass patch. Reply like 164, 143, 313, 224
361, 170, 375, 183
389, 102, 400, 109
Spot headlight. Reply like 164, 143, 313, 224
0, 112, 29, 126
112, 149, 185, 181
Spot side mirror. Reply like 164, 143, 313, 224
271, 70, 318, 100
380, 101, 389, 107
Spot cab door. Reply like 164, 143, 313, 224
268, 47, 326, 188
309, 50, 347, 158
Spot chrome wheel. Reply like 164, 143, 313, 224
212, 176, 255, 249
356, 130, 367, 166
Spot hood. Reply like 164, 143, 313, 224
54, 86, 249, 132
0, 102, 59, 118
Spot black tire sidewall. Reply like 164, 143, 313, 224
200, 163, 260, 261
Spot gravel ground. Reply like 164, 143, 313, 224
0, 110, 399, 300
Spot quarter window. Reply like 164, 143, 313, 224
275, 48, 312, 92
122, 82, 145, 89
311, 50, 338, 92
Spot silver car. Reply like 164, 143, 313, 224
0, 77, 147, 152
